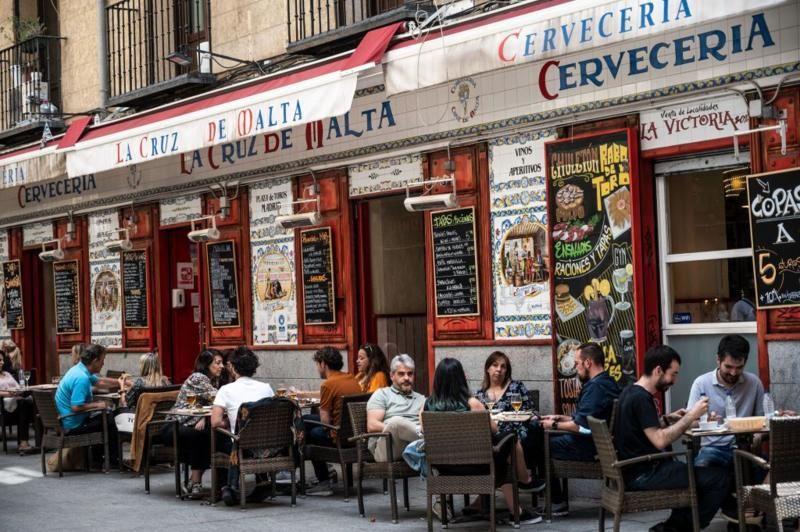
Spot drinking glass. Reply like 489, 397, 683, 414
483, 391, 496, 412
509, 392, 522, 412
22, 370, 31, 389
186, 393, 197, 408
51, 376, 60, 385
287, 386, 298, 401
276, 384, 287, 398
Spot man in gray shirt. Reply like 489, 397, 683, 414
686, 334, 764, 468
366, 354, 426, 462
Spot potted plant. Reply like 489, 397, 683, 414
0, 16, 46, 52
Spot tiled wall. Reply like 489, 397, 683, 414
767, 341, 800, 411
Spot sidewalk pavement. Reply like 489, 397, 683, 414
0, 450, 733, 531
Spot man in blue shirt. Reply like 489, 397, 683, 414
686, 334, 764, 468
532, 342, 620, 515
55, 343, 118, 466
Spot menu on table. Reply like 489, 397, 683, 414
206, 240, 241, 328
301, 227, 336, 324
122, 249, 149, 328
2, 260, 23, 329
431, 206, 480, 317
54, 260, 81, 335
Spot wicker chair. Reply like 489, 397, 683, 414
587, 415, 700, 532
544, 399, 619, 520
142, 396, 183, 497
300, 392, 372, 501
422, 411, 520, 532
734, 416, 800, 532
214, 397, 301, 509
32, 390, 110, 477
347, 402, 417, 523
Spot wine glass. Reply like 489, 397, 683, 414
186, 392, 197, 408
276, 384, 287, 398
22, 370, 31, 389
509, 392, 522, 412
484, 390, 496, 412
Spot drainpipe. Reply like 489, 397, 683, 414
97, 0, 109, 108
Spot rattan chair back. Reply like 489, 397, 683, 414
588, 415, 622, 483
335, 393, 372, 444
32, 390, 61, 431
769, 416, 800, 485
236, 397, 298, 450
348, 401, 369, 452
422, 411, 493, 467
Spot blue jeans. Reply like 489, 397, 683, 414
303, 414, 334, 482
627, 458, 730, 529
694, 446, 733, 468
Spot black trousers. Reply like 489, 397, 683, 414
66, 410, 118, 465
160, 422, 232, 470
4, 396, 34, 441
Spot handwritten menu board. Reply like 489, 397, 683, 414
546, 130, 637, 415
122, 249, 149, 328
431, 207, 480, 317
301, 227, 336, 324
54, 260, 81, 335
747, 168, 800, 309
2, 260, 23, 329
206, 241, 241, 328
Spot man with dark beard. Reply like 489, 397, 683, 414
530, 342, 619, 516
614, 345, 729, 532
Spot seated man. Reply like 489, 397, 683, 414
614, 345, 728, 532
366, 354, 425, 462
55, 343, 118, 467
687, 334, 764, 468
534, 342, 620, 515
212, 346, 275, 505
303, 346, 362, 496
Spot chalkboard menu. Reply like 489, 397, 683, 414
747, 168, 800, 309
431, 207, 480, 317
54, 260, 81, 335
122, 249, 149, 328
546, 130, 638, 415
206, 241, 241, 328
301, 227, 336, 324
2, 260, 23, 329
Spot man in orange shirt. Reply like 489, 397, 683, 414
304, 346, 363, 496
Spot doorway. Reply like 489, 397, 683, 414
159, 226, 203, 383
21, 250, 57, 383
356, 195, 428, 393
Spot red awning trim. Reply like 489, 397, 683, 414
343, 21, 405, 71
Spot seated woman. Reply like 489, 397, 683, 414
355, 343, 390, 393
475, 351, 543, 492
161, 349, 223, 499
0, 349, 35, 453
421, 358, 541, 525
118, 352, 172, 410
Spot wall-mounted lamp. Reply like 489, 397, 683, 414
104, 227, 133, 253
209, 180, 240, 220
64, 211, 76, 242
404, 175, 458, 212
187, 215, 220, 243
275, 172, 322, 229
38, 239, 65, 262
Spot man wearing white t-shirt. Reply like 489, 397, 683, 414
211, 346, 274, 505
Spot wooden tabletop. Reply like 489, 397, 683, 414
684, 425, 769, 438
492, 411, 533, 423
160, 408, 213, 417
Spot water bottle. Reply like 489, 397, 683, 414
699, 392, 708, 423
17, 369, 25, 389
763, 393, 775, 427
725, 392, 737, 420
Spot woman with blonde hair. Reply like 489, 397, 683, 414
118, 352, 171, 409
70, 343, 85, 366
1, 339, 22, 373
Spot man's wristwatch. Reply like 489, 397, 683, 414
552, 420, 559, 430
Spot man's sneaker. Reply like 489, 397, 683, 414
518, 510, 543, 525
535, 500, 569, 517
274, 470, 293, 484
518, 478, 547, 493
221, 486, 238, 507
306, 480, 334, 497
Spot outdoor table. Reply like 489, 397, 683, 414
158, 407, 214, 501
491, 411, 533, 423
683, 423, 770, 489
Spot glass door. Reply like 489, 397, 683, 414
655, 153, 758, 411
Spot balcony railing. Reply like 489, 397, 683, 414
106, 0, 214, 105
0, 36, 64, 142
287, 0, 428, 53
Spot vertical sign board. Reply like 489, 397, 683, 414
546, 130, 637, 415
2, 260, 23, 329
747, 169, 800, 309
300, 227, 336, 325
431, 207, 480, 317
122, 249, 149, 328
54, 260, 81, 335
206, 241, 241, 328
